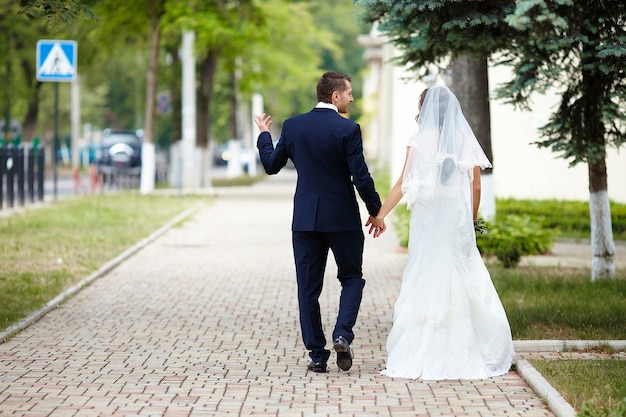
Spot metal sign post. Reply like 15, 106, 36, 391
36, 40, 77, 201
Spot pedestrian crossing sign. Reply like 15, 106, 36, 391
36, 40, 77, 82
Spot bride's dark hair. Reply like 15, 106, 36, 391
418, 88, 428, 109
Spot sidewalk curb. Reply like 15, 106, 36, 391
513, 340, 626, 417
0, 203, 201, 344
516, 359, 577, 417
514, 339, 626, 352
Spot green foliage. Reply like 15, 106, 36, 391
391, 203, 410, 248
530, 356, 626, 414
165, 0, 345, 138
391, 199, 626, 252
18, 0, 97, 31
391, 201, 556, 267
372, 165, 392, 198
245, 0, 344, 121
497, 198, 626, 240
211, 175, 264, 187
495, 0, 626, 167
529, 359, 626, 414
0, 0, 51, 141
355, 0, 516, 76
578, 398, 626, 417
0, 192, 205, 331
477, 214, 554, 268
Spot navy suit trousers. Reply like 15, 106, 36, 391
292, 230, 366, 364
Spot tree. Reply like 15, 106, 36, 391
1, 0, 43, 143
165, 0, 267, 187
496, 0, 626, 280
242, 0, 337, 122
301, 0, 370, 119
11, 0, 366, 190
77, 0, 151, 130
355, 1, 518, 217
166, 0, 336, 185
357, 0, 625, 280
140, 0, 166, 194
79, 0, 165, 193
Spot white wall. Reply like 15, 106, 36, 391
489, 65, 626, 203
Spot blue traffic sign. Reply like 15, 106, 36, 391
36, 40, 77, 82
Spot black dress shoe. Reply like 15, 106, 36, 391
307, 361, 328, 373
333, 336, 352, 371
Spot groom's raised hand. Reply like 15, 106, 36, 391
365, 215, 386, 238
254, 113, 272, 132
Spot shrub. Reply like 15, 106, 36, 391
476, 214, 555, 268
391, 204, 410, 248
390, 206, 555, 268
497, 198, 626, 240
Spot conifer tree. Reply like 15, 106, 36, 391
357, 0, 626, 279
498, 0, 626, 279
357, 1, 518, 217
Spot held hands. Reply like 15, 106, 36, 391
365, 215, 386, 238
254, 113, 272, 132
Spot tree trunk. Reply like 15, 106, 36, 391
588, 156, 615, 280
197, 51, 218, 188
19, 54, 41, 142
450, 55, 493, 168
450, 55, 495, 219
229, 70, 238, 140
21, 85, 41, 143
582, 62, 615, 280
140, 0, 161, 195
197, 52, 218, 149
167, 44, 182, 143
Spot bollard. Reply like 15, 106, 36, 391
0, 146, 4, 210
90, 165, 103, 193
37, 145, 44, 202
27, 145, 35, 203
16, 145, 25, 206
6, 145, 14, 208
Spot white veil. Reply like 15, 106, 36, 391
401, 86, 491, 210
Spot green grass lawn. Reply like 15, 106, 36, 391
1, 191, 625, 415
0, 192, 207, 330
530, 359, 626, 414
492, 266, 626, 340
491, 265, 626, 415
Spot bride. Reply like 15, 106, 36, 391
366, 85, 514, 380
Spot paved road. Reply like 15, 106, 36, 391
0, 170, 622, 416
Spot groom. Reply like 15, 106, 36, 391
254, 71, 381, 373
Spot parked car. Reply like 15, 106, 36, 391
213, 141, 262, 171
213, 142, 230, 166
94, 129, 143, 177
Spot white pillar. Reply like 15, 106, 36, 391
181, 31, 197, 190
249, 93, 264, 176
226, 139, 244, 178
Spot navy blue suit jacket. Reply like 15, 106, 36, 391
257, 108, 381, 232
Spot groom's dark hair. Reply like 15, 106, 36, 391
317, 71, 351, 103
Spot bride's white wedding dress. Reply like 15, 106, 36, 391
381, 86, 514, 380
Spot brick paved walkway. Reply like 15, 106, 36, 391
1, 170, 622, 416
